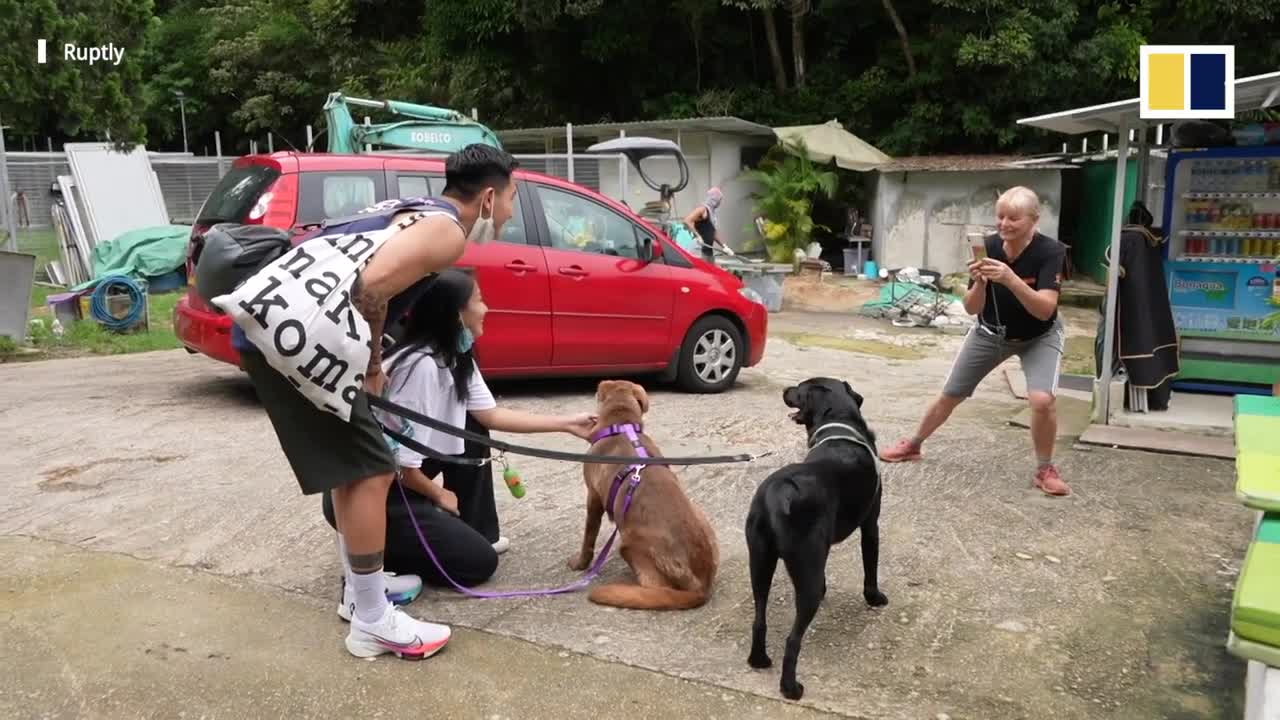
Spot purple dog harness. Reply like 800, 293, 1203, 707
394, 421, 650, 599
589, 422, 651, 522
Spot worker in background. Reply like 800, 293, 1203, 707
683, 187, 733, 262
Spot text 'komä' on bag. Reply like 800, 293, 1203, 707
212, 199, 460, 421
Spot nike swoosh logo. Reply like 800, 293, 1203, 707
374, 634, 425, 650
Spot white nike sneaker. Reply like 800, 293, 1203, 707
345, 604, 451, 660
337, 571, 423, 622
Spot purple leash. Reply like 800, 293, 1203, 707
395, 422, 649, 599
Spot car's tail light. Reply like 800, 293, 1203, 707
245, 173, 298, 229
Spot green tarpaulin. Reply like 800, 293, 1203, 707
861, 282, 961, 311
72, 225, 191, 291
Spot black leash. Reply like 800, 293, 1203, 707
368, 394, 770, 467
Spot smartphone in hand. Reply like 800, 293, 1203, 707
970, 241, 989, 262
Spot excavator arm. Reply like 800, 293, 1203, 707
322, 92, 504, 154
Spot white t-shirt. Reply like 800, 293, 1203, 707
376, 347, 497, 465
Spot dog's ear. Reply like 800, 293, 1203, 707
631, 383, 650, 414
843, 381, 864, 408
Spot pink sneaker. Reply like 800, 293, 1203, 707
879, 439, 922, 463
1033, 465, 1071, 496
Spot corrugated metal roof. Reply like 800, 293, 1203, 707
876, 155, 1076, 172
1018, 70, 1280, 135
497, 116, 777, 143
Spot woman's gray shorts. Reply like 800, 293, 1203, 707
942, 318, 1066, 398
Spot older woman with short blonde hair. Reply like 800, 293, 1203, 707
880, 186, 1072, 496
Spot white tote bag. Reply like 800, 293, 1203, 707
212, 209, 436, 422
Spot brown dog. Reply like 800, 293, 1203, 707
569, 380, 719, 610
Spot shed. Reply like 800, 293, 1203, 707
869, 155, 1077, 276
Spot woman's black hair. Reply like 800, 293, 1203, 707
386, 269, 477, 402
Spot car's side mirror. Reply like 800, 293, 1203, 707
638, 233, 661, 263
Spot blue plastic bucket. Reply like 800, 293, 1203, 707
863, 260, 878, 278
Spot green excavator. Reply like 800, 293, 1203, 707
320, 92, 504, 154
319, 92, 708, 256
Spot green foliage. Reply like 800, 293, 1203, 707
742, 140, 838, 262
10, 0, 1280, 156
0, 0, 153, 146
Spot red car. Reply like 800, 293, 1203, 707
175, 152, 768, 392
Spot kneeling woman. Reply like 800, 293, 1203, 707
324, 270, 595, 589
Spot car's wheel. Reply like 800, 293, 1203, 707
676, 315, 744, 393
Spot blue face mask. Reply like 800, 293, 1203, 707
456, 326, 475, 353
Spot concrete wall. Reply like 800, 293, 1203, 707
871, 169, 1065, 275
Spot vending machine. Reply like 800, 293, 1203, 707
1161, 145, 1280, 391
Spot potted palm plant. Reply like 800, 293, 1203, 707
742, 139, 838, 263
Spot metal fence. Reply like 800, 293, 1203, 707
3, 150, 615, 233
4, 151, 229, 230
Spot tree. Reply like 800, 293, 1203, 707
878, 0, 919, 100
744, 139, 838, 262
674, 0, 719, 92
726, 0, 788, 92
0, 0, 154, 146
787, 0, 807, 87
123, 0, 1280, 161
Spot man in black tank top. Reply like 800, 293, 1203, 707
683, 187, 731, 261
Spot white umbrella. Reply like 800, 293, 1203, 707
773, 119, 892, 171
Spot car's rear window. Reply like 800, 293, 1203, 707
298, 170, 387, 225
196, 164, 281, 224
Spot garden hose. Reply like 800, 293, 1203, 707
90, 275, 146, 332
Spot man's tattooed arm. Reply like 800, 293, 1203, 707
352, 276, 389, 381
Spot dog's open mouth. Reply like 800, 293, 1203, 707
788, 409, 804, 423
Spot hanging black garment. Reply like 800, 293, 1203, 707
1094, 224, 1180, 410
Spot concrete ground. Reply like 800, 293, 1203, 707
0, 310, 1255, 719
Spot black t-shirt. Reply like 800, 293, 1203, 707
971, 232, 1066, 340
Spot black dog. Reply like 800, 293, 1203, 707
744, 377, 889, 700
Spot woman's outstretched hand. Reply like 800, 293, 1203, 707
564, 413, 598, 441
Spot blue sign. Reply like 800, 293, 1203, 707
1170, 269, 1237, 309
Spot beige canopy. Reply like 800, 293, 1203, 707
772, 119, 892, 171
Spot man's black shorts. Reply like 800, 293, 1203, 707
242, 350, 396, 495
